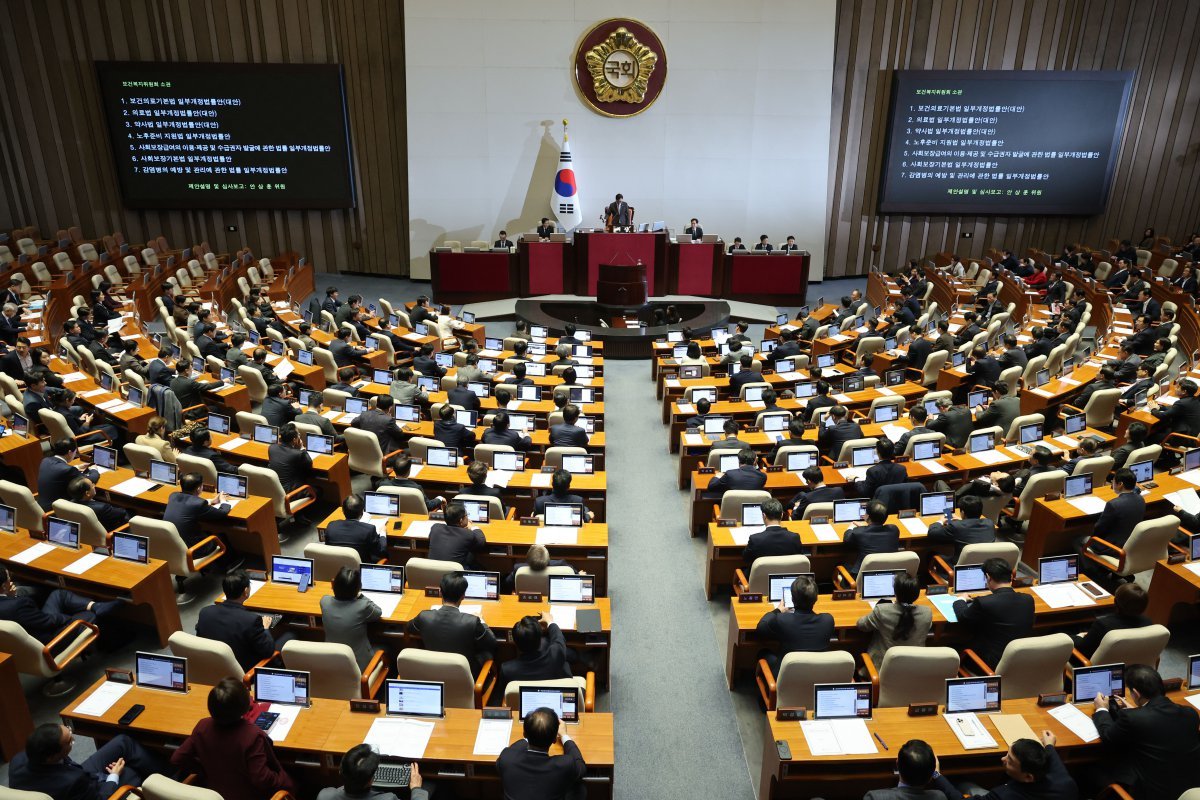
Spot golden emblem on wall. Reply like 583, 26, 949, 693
584, 27, 658, 104
573, 19, 667, 118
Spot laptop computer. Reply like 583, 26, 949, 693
136, 651, 187, 693
544, 503, 584, 528
385, 679, 444, 718
271, 556, 314, 586
255, 667, 311, 707
360, 564, 405, 595
833, 499, 868, 524
1072, 663, 1125, 703
46, 517, 81, 549
217, 472, 248, 500
461, 570, 500, 600
945, 676, 1002, 714
860, 570, 902, 599
785, 450, 817, 471
1038, 554, 1079, 585
912, 439, 941, 461
953, 564, 988, 593
1064, 473, 1092, 499
813, 683, 873, 719
112, 531, 149, 563
548, 574, 595, 604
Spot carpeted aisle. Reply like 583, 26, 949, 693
603, 359, 756, 800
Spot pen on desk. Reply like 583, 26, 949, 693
873, 732, 889, 751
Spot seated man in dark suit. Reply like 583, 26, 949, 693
857, 439, 908, 501
928, 396, 973, 449
925, 494, 995, 559
324, 495, 387, 564
0, 565, 123, 643
428, 502, 486, 568
803, 380, 837, 423
67, 476, 129, 533
406, 571, 497, 674
481, 411, 532, 452
164, 472, 233, 549
330, 328, 369, 368
755, 575, 834, 676
38, 438, 100, 511
497, 708, 585, 800
817, 405, 864, 459
377, 455, 445, 511
432, 403, 477, 453
842, 500, 900, 576
181, 426, 238, 477
865, 738, 955, 800
743, 499, 806, 566
1076, 469, 1146, 566
894, 405, 934, 456
1073, 582, 1151, 660
195, 570, 279, 671
462, 460, 506, 514
533, 469, 594, 521
929, 731, 1077, 800
789, 465, 846, 519
729, 354, 759, 395
9, 722, 164, 798
1090, 664, 1200, 799
549, 403, 590, 447
260, 383, 299, 428
447, 373, 481, 412
413, 343, 445, 378
766, 417, 808, 464
952, 557, 1034, 667
1149, 376, 1200, 441
0, 336, 34, 384
497, 613, 572, 697
706, 448, 767, 497
351, 394, 407, 454
23, 372, 53, 434
965, 344, 1001, 389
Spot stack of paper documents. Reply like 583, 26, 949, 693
1165, 488, 1200, 515
111, 477, 157, 496
799, 719, 877, 755
363, 717, 435, 758
1031, 582, 1096, 609
1066, 496, 1106, 515
899, 517, 929, 536
1047, 703, 1099, 742
809, 524, 841, 543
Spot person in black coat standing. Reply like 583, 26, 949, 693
952, 557, 1034, 667
324, 495, 386, 564
755, 575, 835, 676
1091, 664, 1200, 800
195, 570, 278, 671
743, 499, 806, 566
496, 708, 586, 800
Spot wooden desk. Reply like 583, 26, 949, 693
758, 694, 1195, 800
0, 651, 34, 762
0, 430, 42, 486
315, 512, 611, 594
240, 583, 613, 687
208, 431, 352, 503
0, 532, 182, 646
1146, 558, 1200, 627
727, 584, 1112, 687
94, 466, 281, 564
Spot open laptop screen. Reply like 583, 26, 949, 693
814, 683, 873, 719
1072, 663, 1125, 703
833, 499, 868, 524
462, 570, 500, 600
953, 564, 987, 593
1064, 474, 1092, 499
385, 679, 444, 718
519, 686, 579, 722
860, 570, 900, 599
544, 503, 584, 528
255, 667, 310, 706
945, 676, 1002, 714
136, 651, 187, 692
360, 564, 405, 594
548, 575, 594, 604
1038, 555, 1078, 585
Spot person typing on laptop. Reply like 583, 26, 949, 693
789, 465, 845, 519
497, 707, 585, 800
377, 455, 445, 511
533, 470, 595, 521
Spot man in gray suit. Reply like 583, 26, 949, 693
225, 333, 250, 369
456, 353, 486, 384
320, 567, 382, 671
406, 572, 497, 674
388, 367, 429, 407
973, 382, 1020, 439
864, 739, 956, 799
316, 744, 429, 800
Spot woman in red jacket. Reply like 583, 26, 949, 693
171, 678, 296, 800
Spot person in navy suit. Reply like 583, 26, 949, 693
462, 460, 507, 514
497, 613, 573, 697
481, 411, 531, 452
324, 495, 387, 563
164, 472, 233, 548
38, 439, 100, 511
706, 449, 767, 497
195, 570, 279, 671
755, 575, 835, 675
1078, 469, 1146, 566
549, 403, 589, 447
9, 723, 165, 799
533, 469, 594, 520
928, 731, 1077, 800
789, 466, 846, 518
952, 557, 1034, 666
447, 373, 481, 412
497, 708, 586, 800
744, 499, 807, 566
857, 439, 908, 501
817, 405, 864, 459
0, 565, 123, 643
0, 302, 27, 345
433, 403, 476, 452
842, 500, 901, 576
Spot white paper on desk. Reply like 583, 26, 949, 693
473, 718, 513, 755
1031, 582, 1096, 609
1030, 388, 1054, 397
1186, 694, 1200, 712
576, 357, 594, 366
248, 579, 266, 598
1060, 377, 1080, 386
321, 410, 341, 420
273, 360, 294, 380
364, 717, 435, 758
403, 332, 424, 341
945, 712, 998, 750
548, 605, 577, 630
407, 464, 424, 478
95, 398, 124, 410
536, 527, 579, 546
875, 386, 896, 396
1048, 703, 1099, 742
107, 318, 124, 333
63, 552, 107, 575
1167, 488, 1200, 515
1159, 395, 1179, 406
1054, 436, 1080, 448
530, 472, 553, 488
727, 527, 756, 546
457, 604, 483, 618
79, 388, 108, 398
1178, 469, 1200, 487
832, 393, 853, 403
948, 323, 963, 333
972, 450, 1009, 466
404, 520, 435, 539
920, 460, 949, 474
267, 703, 303, 742
665, 379, 681, 388
1066, 496, 1106, 515
747, 401, 766, 409
363, 591, 404, 618
780, 371, 804, 382
810, 524, 841, 543
219, 437, 249, 451
73, 680, 133, 717
1183, 562, 1200, 578
1017, 335, 1032, 344
60, 371, 89, 383
677, 403, 695, 415
838, 467, 868, 481
486, 470, 513, 489
899, 517, 929, 536
880, 424, 908, 443
800, 719, 877, 756
10, 542, 55, 564
506, 400, 522, 411
683, 433, 704, 446
828, 333, 850, 343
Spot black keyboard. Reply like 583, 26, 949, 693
373, 763, 411, 788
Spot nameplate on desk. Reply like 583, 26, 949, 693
483, 708, 514, 720
1037, 693, 1067, 706
540, 466, 556, 473
519, 517, 540, 526
925, 585, 948, 596
894, 455, 911, 463
1044, 491, 1062, 501
832, 589, 857, 601
409, 457, 424, 465
350, 699, 380, 713
428, 512, 445, 521
738, 592, 763, 603
776, 707, 806, 721
717, 518, 737, 527
1170, 466, 1184, 475
698, 467, 715, 474
424, 587, 441, 598
907, 703, 938, 717
517, 592, 542, 603
105, 668, 133, 684
897, 509, 916, 519
1164, 677, 1184, 693
1168, 552, 1187, 565
765, 465, 783, 473
246, 569, 267, 582
810, 516, 830, 525
746, 427, 761, 433
833, 461, 849, 469
802, 423, 818, 430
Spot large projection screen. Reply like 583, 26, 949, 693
95, 61, 355, 209
878, 70, 1133, 216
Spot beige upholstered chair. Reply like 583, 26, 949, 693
1064, 388, 1123, 429
772, 444, 820, 467
758, 651, 855, 710
236, 410, 269, 433
0, 618, 99, 696
343, 427, 393, 477
238, 464, 317, 522
237, 365, 269, 405
717, 490, 773, 520
736, 555, 812, 595
1003, 413, 1045, 443
1078, 624, 1170, 669
374, 485, 431, 515
866, 646, 960, 707
304, 542, 364, 581
281, 640, 387, 700
0, 787, 55, 800
406, 436, 444, 462
833, 437, 878, 463
965, 633, 1073, 698
168, 631, 270, 684
901, 431, 946, 458
836, 551, 920, 593
404, 557, 462, 590
513, 565, 576, 595
0, 480, 45, 533
176, 453, 219, 488
129, 515, 225, 604
1009, 470, 1067, 530
503, 675, 593, 713
455, 493, 507, 521
395, 649, 493, 708
1069, 455, 1114, 484
50, 500, 118, 549
1082, 516, 1180, 579
139, 774, 226, 800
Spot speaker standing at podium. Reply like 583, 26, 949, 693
685, 218, 703, 240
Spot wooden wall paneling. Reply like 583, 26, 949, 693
0, 0, 408, 277
827, 0, 1200, 279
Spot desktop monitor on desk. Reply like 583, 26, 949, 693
843, 375, 865, 393
968, 432, 994, 455
372, 369, 393, 385
271, 556, 314, 586
493, 451, 525, 472
1128, 459, 1153, 484
1063, 412, 1086, 436
785, 450, 817, 472
945, 676, 1002, 714
886, 369, 905, 387
46, 517, 81, 549
462, 570, 500, 600
873, 404, 900, 424
1064, 473, 1093, 499
149, 459, 178, 486
208, 413, 231, 435
763, 414, 789, 433
393, 403, 420, 423
1185, 448, 1200, 472
255, 667, 311, 707
0, 503, 15, 534
967, 390, 990, 410
816, 354, 836, 371
385, 679, 444, 718
691, 388, 717, 404
460, 499, 491, 524
741, 503, 764, 527
794, 382, 816, 398
912, 439, 941, 461
833, 499, 868, 524
1188, 654, 1200, 691
92, 444, 117, 471
1072, 663, 1124, 703
920, 492, 954, 519
364, 492, 400, 518
561, 454, 594, 475
860, 570, 902, 600
953, 564, 988, 594
703, 417, 730, 436
454, 410, 478, 427
112, 531, 149, 564
519, 686, 579, 723
544, 503, 584, 528
744, 386, 765, 403
426, 447, 457, 467
813, 683, 873, 720
525, 362, 548, 377
768, 573, 814, 609
718, 453, 740, 474
548, 575, 595, 604
296, 348, 314, 366
1019, 422, 1043, 445
774, 359, 795, 374
306, 434, 335, 456
1038, 555, 1078, 585
850, 446, 877, 468
136, 652, 187, 693
217, 473, 249, 499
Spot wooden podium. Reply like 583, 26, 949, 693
596, 261, 647, 307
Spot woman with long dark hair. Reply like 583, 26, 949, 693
855, 572, 933, 666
